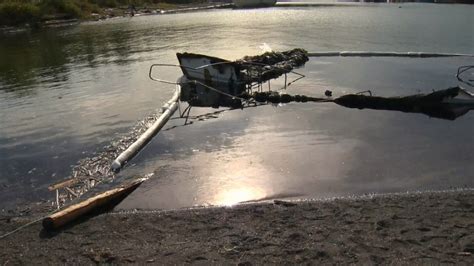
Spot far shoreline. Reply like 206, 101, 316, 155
2, 1, 473, 33
0, 2, 233, 33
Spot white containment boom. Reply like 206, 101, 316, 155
307, 51, 474, 58
111, 86, 180, 172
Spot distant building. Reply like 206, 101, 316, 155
388, 0, 472, 2
433, 0, 473, 3
385, 0, 434, 2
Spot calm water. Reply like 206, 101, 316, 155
1, 4, 473, 209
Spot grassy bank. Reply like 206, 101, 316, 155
0, 0, 208, 27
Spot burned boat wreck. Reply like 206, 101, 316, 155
174, 48, 309, 109
161, 50, 473, 121
112, 50, 473, 172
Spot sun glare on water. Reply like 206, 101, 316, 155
214, 186, 266, 207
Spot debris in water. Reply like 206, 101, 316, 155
334, 86, 474, 120
236, 48, 309, 82
48, 109, 170, 208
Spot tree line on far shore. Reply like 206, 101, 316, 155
0, 0, 206, 26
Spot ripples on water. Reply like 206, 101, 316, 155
0, 5, 473, 208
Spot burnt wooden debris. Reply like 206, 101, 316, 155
236, 48, 309, 83
242, 86, 473, 121
333, 86, 473, 120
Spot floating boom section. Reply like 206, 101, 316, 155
111, 87, 180, 171
307, 51, 474, 58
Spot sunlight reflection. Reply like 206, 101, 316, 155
214, 185, 266, 206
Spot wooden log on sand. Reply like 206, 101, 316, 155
42, 178, 145, 231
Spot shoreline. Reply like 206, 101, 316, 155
1, 189, 473, 263
3, 1, 473, 33
0, 2, 233, 33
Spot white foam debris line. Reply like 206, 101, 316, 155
111, 85, 180, 172
307, 51, 474, 57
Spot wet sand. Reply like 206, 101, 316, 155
1, 190, 473, 264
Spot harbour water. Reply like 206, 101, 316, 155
0, 4, 473, 209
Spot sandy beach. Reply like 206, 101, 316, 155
1, 189, 472, 264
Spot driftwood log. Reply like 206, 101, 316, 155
42, 178, 145, 230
